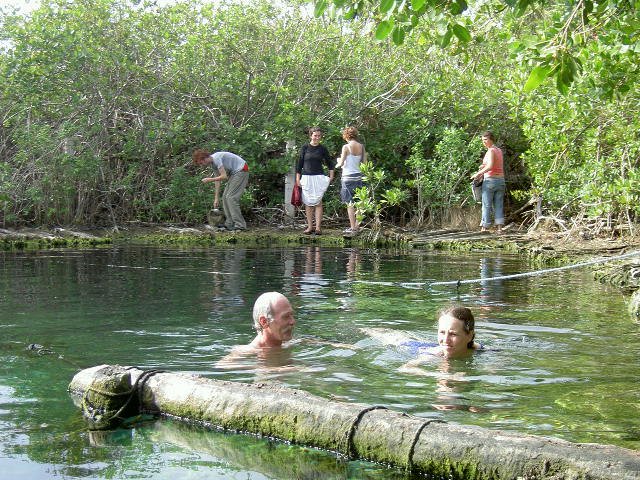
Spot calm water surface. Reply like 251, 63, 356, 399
1, 245, 639, 479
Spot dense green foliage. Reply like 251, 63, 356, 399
0, 0, 638, 231
315, 0, 640, 95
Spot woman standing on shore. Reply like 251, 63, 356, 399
335, 126, 366, 234
472, 131, 505, 233
296, 127, 334, 235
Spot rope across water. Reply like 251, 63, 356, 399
429, 249, 640, 287
337, 250, 640, 289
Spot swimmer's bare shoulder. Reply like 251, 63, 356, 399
215, 344, 258, 369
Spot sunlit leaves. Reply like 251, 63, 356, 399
381, 186, 408, 206
314, 0, 640, 94
379, 0, 395, 14
524, 65, 552, 92
451, 23, 470, 43
313, 0, 328, 17
375, 19, 394, 40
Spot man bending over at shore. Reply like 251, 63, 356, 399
216, 292, 296, 369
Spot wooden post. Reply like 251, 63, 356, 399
284, 140, 296, 222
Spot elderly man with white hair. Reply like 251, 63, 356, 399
216, 292, 357, 372
247, 291, 296, 349
215, 292, 297, 370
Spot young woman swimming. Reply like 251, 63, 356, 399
432, 305, 481, 358
361, 305, 482, 360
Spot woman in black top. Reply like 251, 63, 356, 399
295, 127, 334, 234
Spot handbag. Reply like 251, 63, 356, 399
471, 178, 483, 203
291, 184, 302, 207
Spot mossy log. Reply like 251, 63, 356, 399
69, 365, 640, 480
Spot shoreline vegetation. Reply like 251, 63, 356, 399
2, 222, 640, 317
1, 1, 638, 242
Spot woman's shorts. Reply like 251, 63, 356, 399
341, 178, 364, 204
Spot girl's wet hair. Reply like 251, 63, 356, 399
439, 305, 475, 348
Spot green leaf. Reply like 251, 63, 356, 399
556, 73, 569, 95
380, 0, 396, 14
392, 26, 405, 45
314, 0, 327, 17
514, 0, 530, 17
375, 20, 394, 40
449, 0, 468, 15
523, 65, 551, 92
440, 27, 453, 48
344, 8, 357, 19
411, 0, 426, 10
452, 23, 471, 43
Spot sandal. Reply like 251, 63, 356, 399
303, 229, 314, 235
314, 230, 322, 235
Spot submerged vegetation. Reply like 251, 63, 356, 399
0, 0, 638, 234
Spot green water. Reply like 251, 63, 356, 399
1, 245, 639, 479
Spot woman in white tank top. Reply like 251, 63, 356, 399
335, 126, 367, 234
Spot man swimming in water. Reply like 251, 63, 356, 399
216, 292, 296, 369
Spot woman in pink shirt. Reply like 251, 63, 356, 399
471, 131, 505, 233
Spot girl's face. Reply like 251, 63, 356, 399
482, 135, 492, 148
437, 314, 474, 358
310, 131, 322, 145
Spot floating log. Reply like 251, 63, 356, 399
69, 365, 640, 480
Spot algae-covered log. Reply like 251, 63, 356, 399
69, 365, 640, 480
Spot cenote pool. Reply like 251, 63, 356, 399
1, 245, 639, 479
